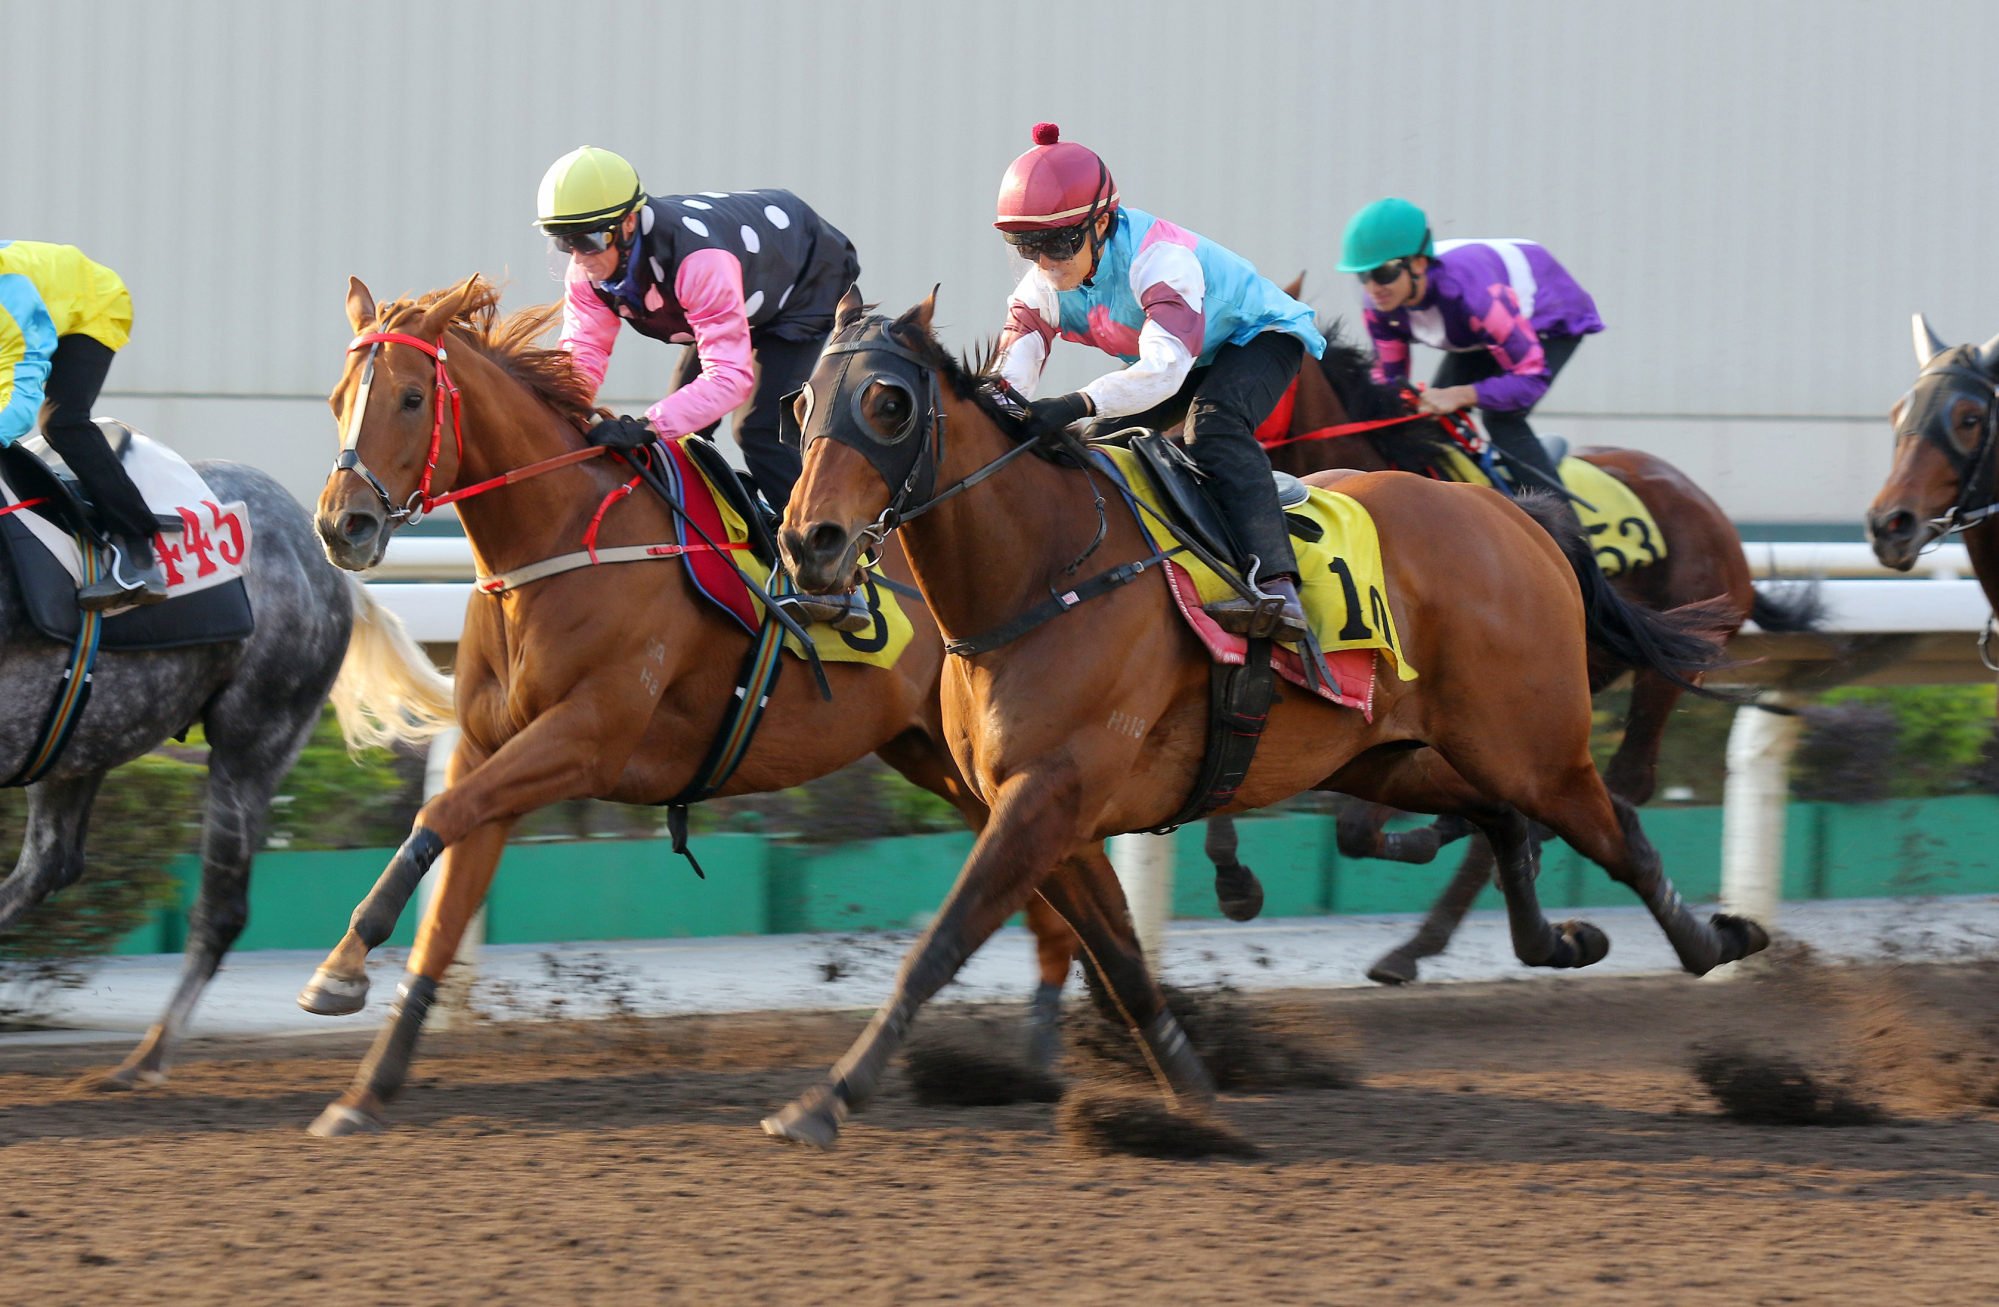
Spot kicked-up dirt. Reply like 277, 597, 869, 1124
0, 959, 1994, 1305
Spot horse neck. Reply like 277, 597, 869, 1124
1278, 353, 1390, 476
897, 394, 1126, 644
1964, 518, 1999, 613
441, 349, 628, 575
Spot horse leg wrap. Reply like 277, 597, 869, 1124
1144, 1010, 1215, 1105
349, 827, 445, 948
352, 974, 439, 1106
1027, 981, 1064, 1070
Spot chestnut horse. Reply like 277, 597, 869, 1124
299, 276, 1165, 1136
765, 290, 1769, 1147
1866, 317, 1999, 589
1216, 313, 1822, 983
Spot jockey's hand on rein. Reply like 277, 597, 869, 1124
1023, 391, 1094, 442
586, 414, 658, 450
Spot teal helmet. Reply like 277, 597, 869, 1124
1337, 198, 1433, 273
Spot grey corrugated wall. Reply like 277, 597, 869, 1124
7, 0, 1993, 521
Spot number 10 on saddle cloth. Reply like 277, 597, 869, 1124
1092, 445, 1417, 707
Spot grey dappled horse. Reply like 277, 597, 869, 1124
0, 461, 452, 1087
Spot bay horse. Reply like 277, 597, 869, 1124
1227, 311, 1821, 983
766, 289, 1770, 1147
299, 276, 1171, 1136
0, 465, 451, 1088
1866, 317, 1999, 587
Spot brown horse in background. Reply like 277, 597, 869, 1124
299, 276, 1135, 1134
1867, 316, 1999, 590
766, 290, 1769, 1147
1224, 304, 1821, 983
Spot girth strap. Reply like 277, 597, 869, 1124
1146, 638, 1277, 833
944, 543, 1183, 658
4, 531, 108, 787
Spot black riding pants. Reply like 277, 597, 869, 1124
672, 333, 824, 514
38, 335, 160, 551
1432, 333, 1582, 492
1086, 330, 1305, 581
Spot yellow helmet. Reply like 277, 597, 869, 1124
535, 146, 646, 232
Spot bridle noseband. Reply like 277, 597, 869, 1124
1899, 355, 1999, 539
336, 329, 465, 525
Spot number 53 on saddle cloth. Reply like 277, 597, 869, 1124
1090, 445, 1417, 720
664, 437, 916, 669
1432, 447, 1666, 578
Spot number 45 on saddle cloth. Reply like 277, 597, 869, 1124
0, 423, 253, 647
1090, 445, 1418, 720
664, 437, 915, 669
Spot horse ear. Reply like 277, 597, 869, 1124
1977, 331, 1999, 376
835, 284, 866, 331
896, 285, 940, 334
346, 277, 377, 333
1913, 313, 1949, 367
1281, 271, 1305, 300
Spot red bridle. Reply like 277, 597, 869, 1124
335, 328, 605, 523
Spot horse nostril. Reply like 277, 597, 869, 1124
803, 522, 848, 563
1877, 510, 1916, 541
339, 511, 379, 546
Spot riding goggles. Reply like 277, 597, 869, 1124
548, 226, 620, 256
1002, 223, 1092, 262
1360, 258, 1410, 287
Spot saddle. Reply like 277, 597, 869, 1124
0, 425, 254, 651
1124, 430, 1312, 576
676, 435, 779, 568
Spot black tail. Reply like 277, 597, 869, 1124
1749, 578, 1827, 634
1513, 492, 1742, 701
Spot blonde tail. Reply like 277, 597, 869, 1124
330, 574, 457, 750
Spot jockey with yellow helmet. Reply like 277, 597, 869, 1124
991, 124, 1324, 643
0, 240, 167, 608
535, 146, 869, 630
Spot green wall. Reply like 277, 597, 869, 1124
110, 796, 1999, 955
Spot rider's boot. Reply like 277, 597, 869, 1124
775, 587, 872, 633
1205, 572, 1308, 645
77, 535, 169, 611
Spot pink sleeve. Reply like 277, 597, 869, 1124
645, 248, 756, 437
558, 265, 620, 393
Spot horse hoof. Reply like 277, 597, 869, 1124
1712, 913, 1771, 960
74, 1064, 165, 1094
297, 968, 368, 1016
761, 1089, 847, 1149
1213, 863, 1265, 922
307, 1103, 386, 1138
1558, 920, 1612, 968
1366, 951, 1419, 985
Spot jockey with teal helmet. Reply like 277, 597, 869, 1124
1339, 197, 1603, 501
535, 146, 870, 630
991, 123, 1326, 644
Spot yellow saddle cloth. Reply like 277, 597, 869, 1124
1434, 448, 1667, 578
1096, 446, 1416, 683
676, 442, 916, 669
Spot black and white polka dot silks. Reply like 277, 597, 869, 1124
592, 189, 859, 345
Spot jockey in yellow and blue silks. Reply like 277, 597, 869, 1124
0, 241, 167, 607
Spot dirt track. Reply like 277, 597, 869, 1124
0, 961, 1995, 1305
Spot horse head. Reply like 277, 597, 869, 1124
781, 286, 950, 594
1866, 314, 1999, 569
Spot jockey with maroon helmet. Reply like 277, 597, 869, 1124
992, 124, 1325, 643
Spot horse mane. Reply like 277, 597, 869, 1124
884, 314, 1032, 441
1314, 317, 1461, 477
374, 278, 600, 429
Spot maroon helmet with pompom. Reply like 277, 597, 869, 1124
994, 123, 1119, 232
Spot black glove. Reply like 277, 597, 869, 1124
586, 414, 657, 450
1022, 391, 1094, 442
